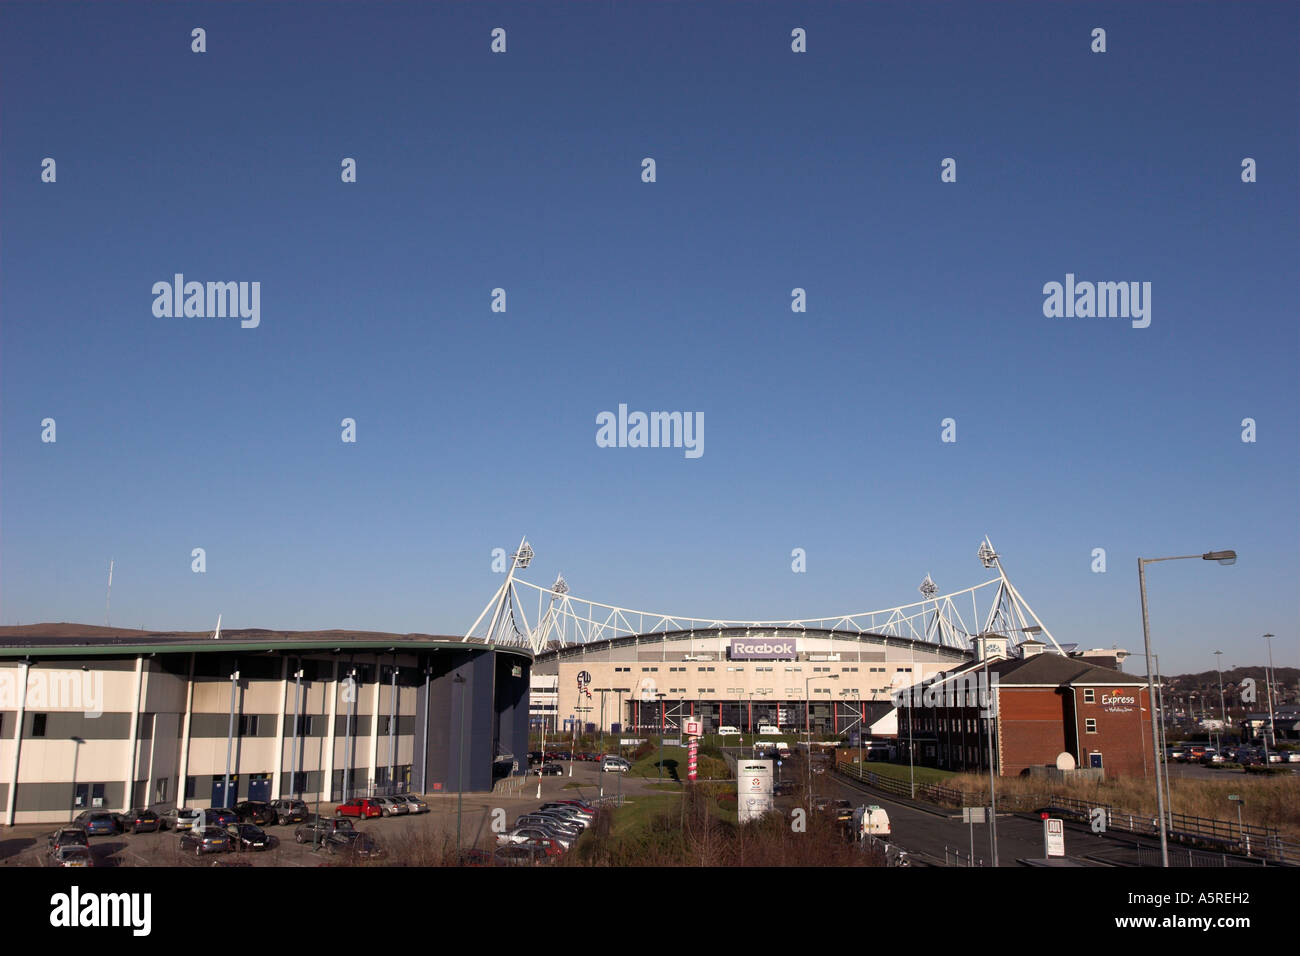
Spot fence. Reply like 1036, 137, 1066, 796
833, 763, 1298, 866
943, 845, 987, 867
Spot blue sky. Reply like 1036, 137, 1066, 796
1, 2, 1296, 675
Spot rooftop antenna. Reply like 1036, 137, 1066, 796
212, 613, 222, 640
105, 560, 114, 627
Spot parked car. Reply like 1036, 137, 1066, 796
516, 815, 581, 839
335, 798, 384, 819
234, 801, 278, 826
1287, 751, 1300, 763
549, 798, 595, 812
327, 831, 384, 860
536, 807, 591, 829
527, 751, 543, 766
540, 802, 594, 818
159, 807, 202, 832
371, 796, 409, 817
498, 825, 573, 850
179, 826, 231, 856
224, 823, 272, 851
533, 764, 564, 776
295, 815, 356, 845
207, 807, 238, 827
269, 799, 308, 825
601, 756, 631, 773
399, 794, 430, 814
112, 808, 161, 833
52, 845, 95, 867
494, 843, 552, 866
73, 811, 119, 836
48, 827, 90, 855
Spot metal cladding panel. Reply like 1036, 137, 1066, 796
413, 649, 498, 795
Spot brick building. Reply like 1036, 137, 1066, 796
898, 637, 1155, 779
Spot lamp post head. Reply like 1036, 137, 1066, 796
1202, 550, 1237, 565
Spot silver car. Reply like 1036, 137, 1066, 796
399, 794, 429, 813
372, 797, 409, 816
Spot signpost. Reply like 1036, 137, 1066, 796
1043, 816, 1065, 858
737, 760, 774, 822
962, 806, 986, 865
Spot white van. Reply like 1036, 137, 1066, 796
852, 805, 892, 838
757, 724, 779, 735
717, 726, 740, 736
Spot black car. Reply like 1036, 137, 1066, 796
234, 801, 278, 826
113, 809, 161, 833
533, 764, 563, 776
326, 831, 384, 861
494, 844, 550, 866
225, 822, 272, 851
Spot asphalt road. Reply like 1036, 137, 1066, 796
818, 770, 1106, 866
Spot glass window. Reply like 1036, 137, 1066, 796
31, 713, 47, 737
1085, 718, 1097, 734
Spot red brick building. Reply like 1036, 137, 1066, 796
898, 640, 1155, 779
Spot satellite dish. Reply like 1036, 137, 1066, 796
1055, 752, 1076, 771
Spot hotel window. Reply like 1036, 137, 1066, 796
1085, 718, 1097, 734
642, 667, 658, 672
1084, 688, 1095, 703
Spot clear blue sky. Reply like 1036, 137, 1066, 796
2, 2, 1296, 675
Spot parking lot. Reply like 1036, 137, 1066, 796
0, 760, 651, 867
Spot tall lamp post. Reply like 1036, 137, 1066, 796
805, 674, 838, 812
1263, 634, 1277, 758
1214, 650, 1226, 727
1138, 549, 1237, 868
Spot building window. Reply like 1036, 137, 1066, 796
237, 715, 260, 736
31, 713, 48, 737
1084, 688, 1095, 703
91, 783, 106, 808
1085, 718, 1097, 734
155, 778, 168, 802
642, 667, 658, 672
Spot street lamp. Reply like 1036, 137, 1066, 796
1138, 548, 1237, 867
1214, 650, 1226, 729
1264, 634, 1277, 760
805, 674, 838, 811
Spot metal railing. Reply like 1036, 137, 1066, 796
943, 845, 986, 867
833, 763, 1298, 866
